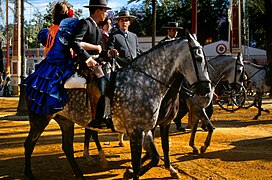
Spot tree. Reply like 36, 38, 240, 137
24, 1, 83, 48
128, 0, 177, 47
248, 0, 272, 65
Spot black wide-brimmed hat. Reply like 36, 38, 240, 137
163, 22, 183, 29
114, 10, 136, 21
84, 0, 111, 9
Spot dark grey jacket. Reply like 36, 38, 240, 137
108, 29, 141, 66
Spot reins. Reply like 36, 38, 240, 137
245, 62, 267, 81
131, 65, 194, 96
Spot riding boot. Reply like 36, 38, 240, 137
88, 76, 112, 129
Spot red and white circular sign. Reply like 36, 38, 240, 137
216, 43, 227, 55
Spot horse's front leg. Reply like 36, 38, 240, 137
138, 130, 160, 176
124, 129, 144, 180
118, 132, 125, 147
189, 112, 199, 154
24, 113, 51, 179
54, 116, 84, 180
198, 110, 215, 154
160, 123, 181, 178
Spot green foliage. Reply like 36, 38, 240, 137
24, 1, 83, 48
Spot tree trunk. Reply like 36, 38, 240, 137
265, 0, 272, 66
152, 0, 156, 47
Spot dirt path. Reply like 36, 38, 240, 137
0, 97, 272, 180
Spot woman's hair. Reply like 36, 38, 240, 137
98, 17, 112, 28
52, 2, 69, 25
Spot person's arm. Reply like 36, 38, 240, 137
80, 42, 102, 53
70, 19, 98, 67
135, 36, 142, 56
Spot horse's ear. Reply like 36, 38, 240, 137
237, 52, 243, 61
186, 31, 200, 48
186, 30, 192, 42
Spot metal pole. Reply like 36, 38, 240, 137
16, 0, 28, 116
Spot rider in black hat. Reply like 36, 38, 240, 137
72, 0, 112, 129
159, 22, 183, 43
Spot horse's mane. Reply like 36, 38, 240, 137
209, 54, 233, 61
135, 37, 187, 60
244, 61, 267, 69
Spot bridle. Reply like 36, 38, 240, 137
124, 39, 210, 96
188, 40, 211, 87
234, 53, 244, 86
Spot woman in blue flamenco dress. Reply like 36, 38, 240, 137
25, 2, 79, 115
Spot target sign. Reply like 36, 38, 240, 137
216, 43, 227, 54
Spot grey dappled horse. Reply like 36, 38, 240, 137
24, 33, 211, 180
244, 61, 270, 119
84, 34, 212, 179
140, 53, 244, 179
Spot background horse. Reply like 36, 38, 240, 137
185, 53, 244, 153
243, 61, 270, 119
24, 33, 211, 180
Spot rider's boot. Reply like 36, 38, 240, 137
89, 76, 112, 129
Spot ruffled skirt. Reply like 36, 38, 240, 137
26, 59, 75, 115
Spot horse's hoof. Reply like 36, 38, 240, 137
169, 166, 181, 179
25, 169, 36, 180
171, 172, 181, 179
253, 116, 259, 120
76, 176, 86, 180
100, 159, 108, 168
200, 146, 207, 154
193, 149, 199, 155
123, 166, 133, 179
176, 126, 186, 132
201, 124, 208, 131
118, 142, 125, 147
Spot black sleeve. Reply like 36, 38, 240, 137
70, 19, 90, 62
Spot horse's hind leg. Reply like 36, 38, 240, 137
83, 129, 97, 166
253, 94, 262, 120
24, 113, 51, 179
160, 123, 181, 178
91, 129, 108, 168
54, 116, 84, 179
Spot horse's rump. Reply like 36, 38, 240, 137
58, 89, 93, 127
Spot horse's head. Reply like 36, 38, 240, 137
224, 52, 244, 91
179, 32, 211, 96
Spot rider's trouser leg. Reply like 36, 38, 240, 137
89, 66, 111, 129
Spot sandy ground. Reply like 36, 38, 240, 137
0, 97, 272, 180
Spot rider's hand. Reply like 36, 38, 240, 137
85, 57, 98, 67
97, 45, 102, 54
109, 49, 119, 58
